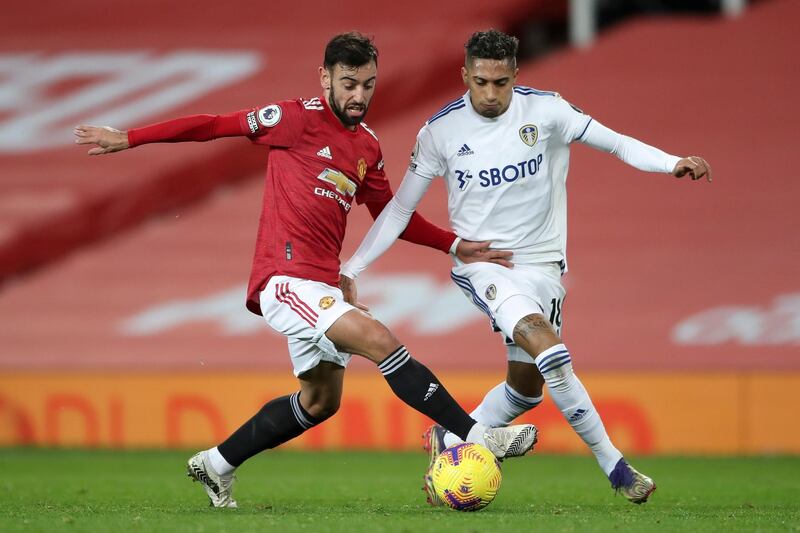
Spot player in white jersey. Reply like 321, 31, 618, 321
340, 29, 711, 505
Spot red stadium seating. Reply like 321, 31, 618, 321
0, 0, 554, 282
1, 0, 796, 373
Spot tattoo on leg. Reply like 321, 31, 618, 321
513, 314, 553, 340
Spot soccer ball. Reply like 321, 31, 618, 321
431, 442, 502, 511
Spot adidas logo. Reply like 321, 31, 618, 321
456, 143, 474, 156
423, 382, 439, 401
316, 146, 332, 159
568, 408, 588, 422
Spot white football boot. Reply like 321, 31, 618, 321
483, 424, 538, 459
609, 458, 656, 504
186, 450, 238, 508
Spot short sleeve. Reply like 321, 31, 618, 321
551, 95, 593, 144
355, 148, 392, 205
244, 99, 304, 148
408, 125, 445, 180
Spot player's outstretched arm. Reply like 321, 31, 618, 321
580, 120, 713, 184
75, 112, 251, 155
340, 169, 431, 285
672, 156, 712, 182
366, 203, 512, 267
74, 125, 129, 155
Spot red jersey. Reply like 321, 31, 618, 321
242, 97, 394, 313
128, 97, 456, 316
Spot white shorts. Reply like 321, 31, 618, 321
450, 262, 565, 364
260, 275, 356, 377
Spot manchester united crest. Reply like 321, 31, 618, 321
357, 158, 367, 180
519, 124, 538, 147
319, 296, 335, 310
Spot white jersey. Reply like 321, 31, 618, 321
410, 87, 592, 269
340, 86, 680, 280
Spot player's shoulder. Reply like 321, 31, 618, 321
273, 96, 324, 119
298, 96, 324, 111
426, 94, 468, 126
252, 97, 317, 126
359, 122, 379, 143
358, 121, 382, 163
260, 97, 317, 112
512, 86, 563, 107
513, 85, 560, 98
513, 86, 582, 116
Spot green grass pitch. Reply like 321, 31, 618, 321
1, 449, 798, 532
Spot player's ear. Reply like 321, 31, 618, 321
461, 66, 468, 86
319, 66, 331, 92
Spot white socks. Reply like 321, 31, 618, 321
534, 344, 622, 475
207, 446, 236, 476
465, 423, 490, 448
441, 343, 623, 477
443, 382, 543, 448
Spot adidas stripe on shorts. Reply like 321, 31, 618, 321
260, 275, 356, 376
450, 261, 565, 364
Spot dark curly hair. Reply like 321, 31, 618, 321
324, 32, 378, 70
465, 29, 518, 68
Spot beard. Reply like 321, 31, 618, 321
328, 88, 368, 127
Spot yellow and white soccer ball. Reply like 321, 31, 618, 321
431, 442, 502, 511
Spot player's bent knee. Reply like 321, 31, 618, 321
326, 310, 400, 362
359, 321, 401, 362
303, 396, 340, 421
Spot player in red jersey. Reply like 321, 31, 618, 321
75, 32, 537, 508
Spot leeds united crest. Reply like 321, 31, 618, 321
519, 124, 538, 147
485, 284, 497, 301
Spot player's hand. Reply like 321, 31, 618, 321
339, 275, 369, 312
456, 239, 514, 268
673, 156, 712, 182
74, 125, 130, 155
